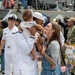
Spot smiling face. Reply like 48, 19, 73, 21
44, 23, 54, 36
44, 23, 61, 43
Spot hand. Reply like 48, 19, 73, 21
50, 65, 56, 69
36, 33, 44, 44
35, 32, 40, 43
43, 30, 47, 34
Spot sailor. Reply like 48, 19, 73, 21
13, 11, 46, 75
14, 30, 38, 75
0, 14, 18, 75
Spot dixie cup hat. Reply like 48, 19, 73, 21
33, 12, 45, 22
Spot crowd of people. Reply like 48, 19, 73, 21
2, 0, 34, 9
0, 9, 75, 75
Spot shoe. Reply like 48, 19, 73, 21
1, 70, 5, 74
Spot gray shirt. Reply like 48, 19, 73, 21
46, 40, 60, 64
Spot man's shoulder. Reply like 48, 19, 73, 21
3, 27, 8, 32
70, 26, 75, 33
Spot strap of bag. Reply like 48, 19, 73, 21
60, 47, 66, 66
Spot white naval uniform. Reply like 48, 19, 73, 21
60, 31, 65, 46
14, 32, 38, 75
2, 26, 18, 75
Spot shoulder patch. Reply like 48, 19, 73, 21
16, 31, 22, 34
30, 36, 35, 39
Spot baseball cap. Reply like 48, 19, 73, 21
33, 12, 45, 21
67, 17, 75, 22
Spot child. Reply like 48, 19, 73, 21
19, 10, 46, 60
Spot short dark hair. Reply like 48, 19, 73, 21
1, 21, 8, 28
8, 15, 16, 20
15, 18, 21, 24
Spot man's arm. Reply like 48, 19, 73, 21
14, 33, 35, 55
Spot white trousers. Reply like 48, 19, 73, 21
4, 50, 16, 75
15, 69, 38, 75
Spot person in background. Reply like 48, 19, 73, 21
3, 0, 15, 9
66, 17, 75, 44
27, 0, 32, 6
21, 0, 27, 9
66, 17, 75, 75
44, 16, 50, 27
42, 13, 51, 27
15, 18, 21, 27
55, 18, 68, 42
0, 14, 18, 75
0, 21, 8, 74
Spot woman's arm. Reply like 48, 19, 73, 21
35, 36, 57, 66
50, 41, 60, 64
42, 46, 56, 66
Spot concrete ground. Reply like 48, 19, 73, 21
0, 72, 4, 75
38, 61, 42, 75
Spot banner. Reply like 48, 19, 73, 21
65, 44, 75, 69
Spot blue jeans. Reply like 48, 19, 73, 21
1, 52, 5, 71
22, 0, 27, 8
41, 57, 61, 75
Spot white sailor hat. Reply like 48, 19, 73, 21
33, 12, 45, 22
55, 15, 64, 22
5, 14, 17, 20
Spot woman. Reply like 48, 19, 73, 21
37, 23, 62, 75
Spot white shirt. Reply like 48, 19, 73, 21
14, 32, 38, 74
20, 21, 36, 39
2, 26, 18, 50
